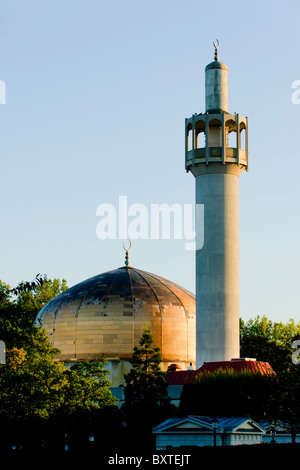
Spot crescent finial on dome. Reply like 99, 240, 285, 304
123, 238, 132, 267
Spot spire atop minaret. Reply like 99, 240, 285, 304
205, 40, 228, 113
213, 39, 219, 61
123, 238, 132, 267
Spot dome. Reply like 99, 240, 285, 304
35, 265, 196, 370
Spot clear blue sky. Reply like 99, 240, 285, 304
0, 0, 299, 323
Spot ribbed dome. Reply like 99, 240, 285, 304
35, 266, 196, 366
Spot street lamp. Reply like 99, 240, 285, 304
270, 421, 276, 444
212, 417, 218, 447
64, 432, 70, 451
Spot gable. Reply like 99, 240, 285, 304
177, 422, 203, 429
154, 417, 212, 433
234, 421, 265, 434
171, 421, 209, 431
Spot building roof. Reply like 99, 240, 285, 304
35, 266, 196, 364
165, 359, 275, 385
198, 359, 275, 375
153, 415, 266, 434
166, 369, 198, 385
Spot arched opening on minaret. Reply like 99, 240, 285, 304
195, 119, 205, 149
208, 118, 222, 147
196, 131, 205, 148
227, 130, 236, 148
187, 123, 193, 152
225, 118, 237, 148
240, 123, 246, 150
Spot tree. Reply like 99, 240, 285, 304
0, 277, 68, 349
0, 347, 118, 453
179, 367, 277, 420
0, 273, 47, 299
276, 364, 300, 441
0, 278, 68, 363
123, 326, 170, 407
10, 276, 68, 324
61, 361, 117, 413
0, 347, 68, 420
0, 347, 117, 423
240, 315, 300, 373
0, 276, 118, 453
122, 326, 175, 449
178, 316, 300, 425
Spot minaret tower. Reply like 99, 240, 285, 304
185, 41, 248, 368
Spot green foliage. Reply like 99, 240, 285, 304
0, 277, 68, 351
123, 326, 169, 407
62, 361, 117, 413
8, 273, 47, 296
0, 277, 117, 423
0, 348, 117, 421
122, 326, 176, 447
179, 367, 277, 420
240, 315, 300, 348
276, 364, 300, 432
0, 277, 68, 371
240, 315, 300, 373
15, 277, 68, 324
180, 313, 300, 426
0, 347, 68, 419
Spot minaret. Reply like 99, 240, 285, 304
185, 41, 248, 368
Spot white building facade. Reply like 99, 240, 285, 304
153, 416, 265, 449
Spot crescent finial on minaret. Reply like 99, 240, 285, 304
213, 39, 219, 61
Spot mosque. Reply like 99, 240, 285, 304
35, 42, 273, 391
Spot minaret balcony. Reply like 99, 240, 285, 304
185, 146, 248, 171
185, 111, 248, 172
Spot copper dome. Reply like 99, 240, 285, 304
35, 266, 196, 367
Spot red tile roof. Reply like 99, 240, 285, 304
199, 359, 275, 375
165, 359, 275, 386
165, 369, 198, 385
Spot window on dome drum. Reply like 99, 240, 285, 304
123, 311, 133, 316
